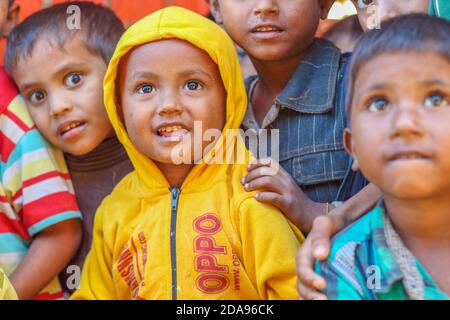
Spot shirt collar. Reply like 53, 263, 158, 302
369, 200, 405, 294
275, 38, 342, 114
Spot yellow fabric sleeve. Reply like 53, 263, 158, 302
0, 268, 18, 300
238, 198, 304, 300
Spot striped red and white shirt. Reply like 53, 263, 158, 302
0, 67, 82, 300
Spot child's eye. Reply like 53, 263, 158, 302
64, 73, 83, 87
136, 84, 154, 94
29, 91, 46, 104
184, 80, 203, 91
424, 93, 449, 108
357, 0, 374, 8
367, 98, 390, 112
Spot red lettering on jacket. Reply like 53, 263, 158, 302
193, 213, 221, 234
195, 254, 228, 273
193, 213, 230, 294
117, 232, 149, 299
117, 245, 139, 296
196, 274, 229, 293
194, 236, 226, 254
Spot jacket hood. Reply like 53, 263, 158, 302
104, 7, 248, 191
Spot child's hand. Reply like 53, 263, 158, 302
242, 158, 326, 232
296, 215, 335, 300
296, 184, 382, 299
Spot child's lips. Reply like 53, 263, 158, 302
58, 120, 87, 140
156, 125, 190, 142
386, 149, 432, 163
250, 25, 285, 40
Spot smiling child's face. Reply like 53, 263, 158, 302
211, 0, 333, 62
12, 36, 113, 156
346, 50, 450, 200
118, 39, 226, 166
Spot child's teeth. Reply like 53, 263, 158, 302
159, 126, 183, 135
256, 27, 277, 32
62, 122, 81, 133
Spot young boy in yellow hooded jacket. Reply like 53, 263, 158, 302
71, 7, 303, 300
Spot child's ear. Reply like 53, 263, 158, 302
319, 0, 335, 20
344, 128, 360, 172
2, 2, 20, 38
209, 0, 223, 25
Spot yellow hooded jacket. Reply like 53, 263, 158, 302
0, 268, 18, 300
72, 7, 304, 300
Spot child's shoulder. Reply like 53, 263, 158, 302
97, 170, 140, 208
327, 207, 382, 262
332, 208, 376, 249
0, 67, 19, 114
272, 38, 347, 114
315, 208, 383, 299
0, 67, 34, 129
319, 207, 382, 281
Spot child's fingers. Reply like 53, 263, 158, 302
297, 265, 326, 292
296, 241, 327, 299
254, 191, 284, 209
309, 216, 334, 261
297, 281, 327, 300
243, 176, 282, 194
242, 165, 279, 184
247, 157, 275, 171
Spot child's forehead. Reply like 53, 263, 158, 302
353, 50, 450, 94
27, 32, 85, 57
21, 34, 101, 63
12, 35, 107, 82
128, 39, 212, 58
119, 39, 220, 76
346, 50, 450, 128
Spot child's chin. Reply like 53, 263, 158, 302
153, 155, 194, 166
62, 143, 96, 157
386, 177, 440, 199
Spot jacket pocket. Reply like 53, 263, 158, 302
291, 149, 349, 186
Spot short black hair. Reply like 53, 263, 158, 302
5, 1, 125, 74
346, 14, 450, 125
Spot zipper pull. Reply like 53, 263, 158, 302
170, 187, 180, 210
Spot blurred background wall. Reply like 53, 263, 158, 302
14, 0, 209, 25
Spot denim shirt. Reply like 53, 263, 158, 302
242, 38, 366, 203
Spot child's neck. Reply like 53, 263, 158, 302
385, 195, 450, 243
155, 162, 194, 189
250, 53, 305, 127
384, 194, 450, 295
252, 53, 305, 96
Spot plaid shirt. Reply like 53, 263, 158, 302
315, 202, 449, 300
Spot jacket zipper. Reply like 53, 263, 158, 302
170, 187, 181, 300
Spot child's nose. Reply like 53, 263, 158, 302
253, 0, 279, 17
389, 105, 423, 140
49, 94, 73, 117
157, 92, 182, 116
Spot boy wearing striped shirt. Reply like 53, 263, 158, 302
0, 0, 82, 300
